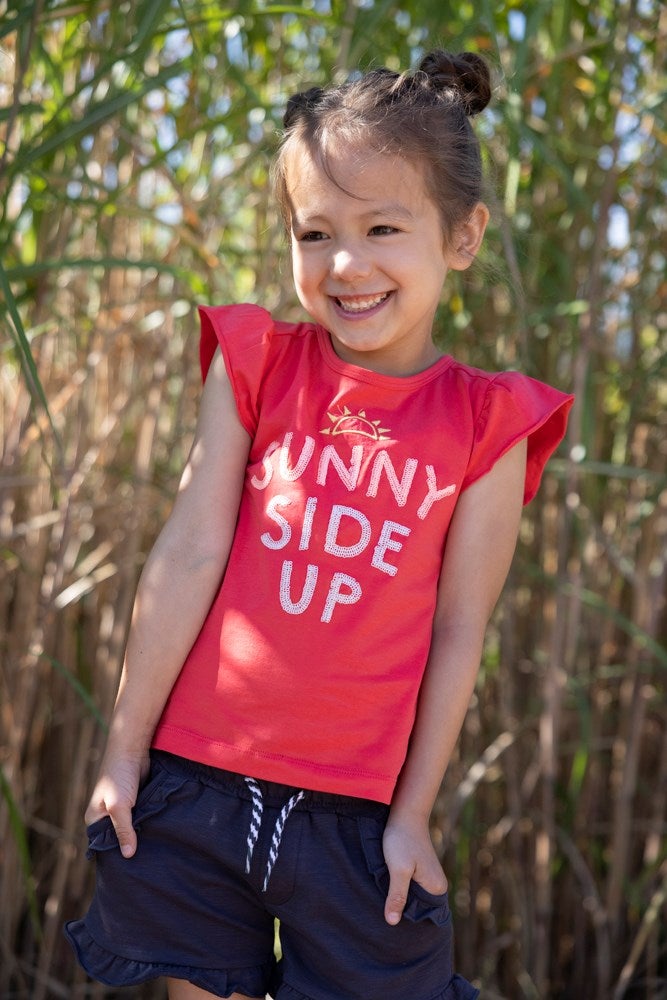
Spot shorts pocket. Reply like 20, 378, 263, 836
85, 754, 189, 858
356, 815, 452, 927
85, 815, 117, 858
403, 879, 452, 925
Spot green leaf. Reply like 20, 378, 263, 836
6, 63, 189, 178
0, 768, 42, 941
41, 654, 108, 732
0, 257, 61, 450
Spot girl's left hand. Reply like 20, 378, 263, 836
382, 815, 448, 925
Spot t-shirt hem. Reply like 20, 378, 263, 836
152, 726, 395, 804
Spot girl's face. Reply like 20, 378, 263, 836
286, 141, 485, 376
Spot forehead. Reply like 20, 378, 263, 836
283, 138, 431, 216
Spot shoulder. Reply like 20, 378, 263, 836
445, 359, 573, 419
438, 359, 507, 412
198, 302, 319, 376
197, 303, 320, 437
445, 359, 574, 505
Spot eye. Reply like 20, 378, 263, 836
369, 224, 399, 236
297, 230, 328, 242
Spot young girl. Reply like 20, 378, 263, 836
66, 50, 573, 1000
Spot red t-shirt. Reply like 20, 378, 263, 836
152, 304, 573, 802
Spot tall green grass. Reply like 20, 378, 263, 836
1, 1, 665, 997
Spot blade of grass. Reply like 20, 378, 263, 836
40, 654, 108, 732
523, 564, 667, 671
4, 256, 197, 282
0, 767, 42, 941
4, 62, 188, 179
0, 257, 62, 456
612, 862, 667, 999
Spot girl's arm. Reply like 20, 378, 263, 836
85, 348, 250, 857
383, 438, 527, 924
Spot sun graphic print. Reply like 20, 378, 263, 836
320, 406, 391, 441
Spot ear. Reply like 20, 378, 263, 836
446, 202, 490, 271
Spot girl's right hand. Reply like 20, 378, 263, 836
84, 749, 150, 858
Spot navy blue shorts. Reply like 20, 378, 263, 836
65, 751, 478, 999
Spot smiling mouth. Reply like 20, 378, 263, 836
334, 292, 390, 313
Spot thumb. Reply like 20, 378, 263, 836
384, 867, 411, 926
109, 805, 138, 859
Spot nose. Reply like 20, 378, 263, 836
330, 245, 372, 282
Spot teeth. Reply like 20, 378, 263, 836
336, 293, 389, 313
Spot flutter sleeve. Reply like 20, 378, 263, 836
463, 372, 574, 505
198, 303, 275, 436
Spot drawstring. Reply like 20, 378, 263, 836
244, 778, 264, 875
244, 777, 305, 892
264, 789, 305, 891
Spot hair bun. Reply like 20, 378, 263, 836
419, 50, 491, 116
283, 87, 324, 129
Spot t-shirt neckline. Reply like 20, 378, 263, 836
315, 325, 453, 388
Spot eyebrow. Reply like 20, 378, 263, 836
291, 203, 416, 229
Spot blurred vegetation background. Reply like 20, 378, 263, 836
1, 0, 665, 997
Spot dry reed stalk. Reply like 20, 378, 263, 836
2, 110, 195, 989
606, 429, 666, 954
2, 3, 665, 997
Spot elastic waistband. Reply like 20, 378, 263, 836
151, 750, 389, 820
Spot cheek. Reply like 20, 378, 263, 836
291, 252, 317, 294
290, 256, 314, 310
291, 260, 306, 295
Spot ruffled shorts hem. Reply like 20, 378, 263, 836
64, 919, 272, 997
276, 973, 480, 1000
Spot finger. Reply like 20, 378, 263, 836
412, 855, 448, 897
384, 869, 411, 926
108, 806, 137, 858
84, 801, 107, 826
414, 870, 448, 896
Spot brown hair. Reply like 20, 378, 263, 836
273, 50, 492, 243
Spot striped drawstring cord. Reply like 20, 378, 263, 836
243, 777, 305, 892
244, 777, 264, 875
262, 789, 305, 892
